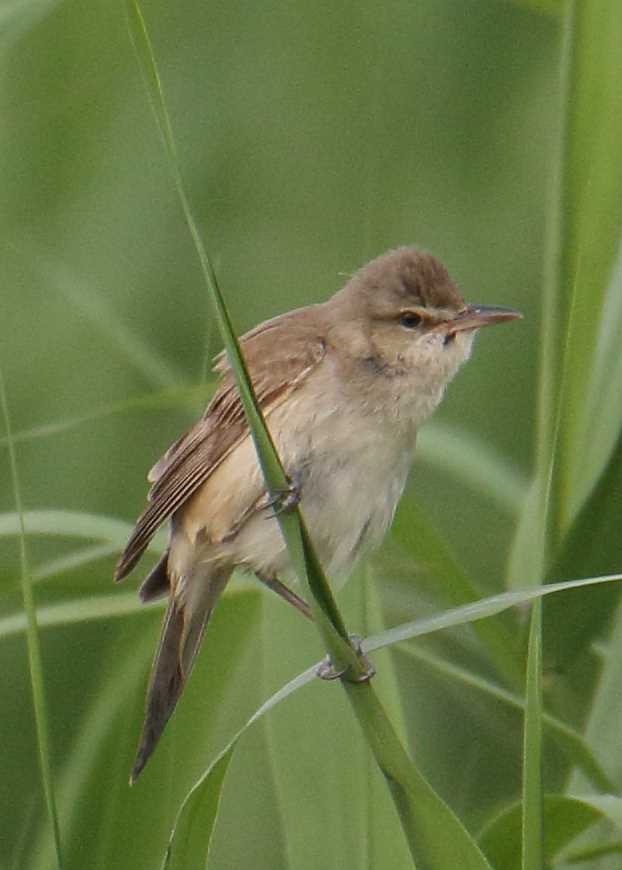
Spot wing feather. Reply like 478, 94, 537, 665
115, 305, 327, 580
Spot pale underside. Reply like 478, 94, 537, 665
168, 325, 475, 605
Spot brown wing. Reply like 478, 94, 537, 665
114, 305, 327, 581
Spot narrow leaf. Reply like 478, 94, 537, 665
479, 795, 602, 869
0, 509, 166, 554
163, 749, 233, 870
401, 644, 614, 794
164, 574, 622, 870
364, 573, 622, 652
0, 383, 212, 449
0, 368, 63, 868
522, 602, 544, 870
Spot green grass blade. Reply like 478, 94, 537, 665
562, 795, 622, 862
0, 383, 212, 450
541, 430, 622, 670
127, 4, 473, 862
479, 795, 602, 869
510, 0, 622, 589
0, 368, 64, 869
507, 0, 577, 587
344, 683, 494, 870
162, 749, 233, 870
168, 663, 494, 870
565, 841, 622, 864
389, 494, 523, 687
522, 602, 544, 870
401, 644, 614, 794
163, 574, 622, 870
569, 599, 622, 795
125, 0, 356, 675
4, 571, 616, 795
364, 573, 622, 652
555, 2, 622, 524
580, 246, 622, 501
169, 669, 316, 870
24, 626, 159, 870
0, 508, 167, 555
0, 591, 161, 639
31, 544, 120, 583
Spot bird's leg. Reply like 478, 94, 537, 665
260, 469, 303, 516
255, 572, 312, 620
316, 634, 376, 682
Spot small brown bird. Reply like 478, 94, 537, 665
115, 246, 521, 781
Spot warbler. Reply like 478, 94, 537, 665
115, 245, 521, 781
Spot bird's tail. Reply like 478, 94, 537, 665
130, 566, 231, 783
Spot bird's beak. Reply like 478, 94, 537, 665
441, 304, 522, 336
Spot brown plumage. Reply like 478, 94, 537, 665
115, 246, 520, 782
117, 308, 328, 782
115, 309, 327, 583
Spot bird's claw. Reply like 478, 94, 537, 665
316, 634, 376, 683
261, 472, 302, 517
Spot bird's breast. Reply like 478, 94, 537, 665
264, 380, 417, 582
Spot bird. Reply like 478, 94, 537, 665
114, 245, 521, 781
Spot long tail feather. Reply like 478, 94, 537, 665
130, 568, 231, 783
138, 551, 170, 602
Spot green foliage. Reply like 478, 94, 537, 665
2, 0, 622, 867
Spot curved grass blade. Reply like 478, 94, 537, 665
401, 643, 613, 795
24, 627, 157, 870
569, 597, 622, 797
0, 592, 161, 639
0, 508, 166, 555
164, 574, 622, 868
1, 572, 610, 865
522, 601, 543, 870
388, 493, 523, 687
167, 665, 494, 870
363, 573, 622, 653
479, 795, 602, 869
31, 543, 120, 583
165, 667, 316, 870
163, 749, 233, 870
563, 795, 622, 863
0, 383, 212, 450
0, 367, 63, 869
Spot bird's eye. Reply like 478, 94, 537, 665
399, 312, 422, 329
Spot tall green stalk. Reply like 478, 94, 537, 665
0, 368, 63, 869
125, 2, 495, 864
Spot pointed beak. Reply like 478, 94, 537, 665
443, 304, 522, 335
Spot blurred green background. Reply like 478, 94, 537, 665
3, 0, 621, 868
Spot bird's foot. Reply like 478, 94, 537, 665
316, 635, 375, 683
261, 471, 302, 516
